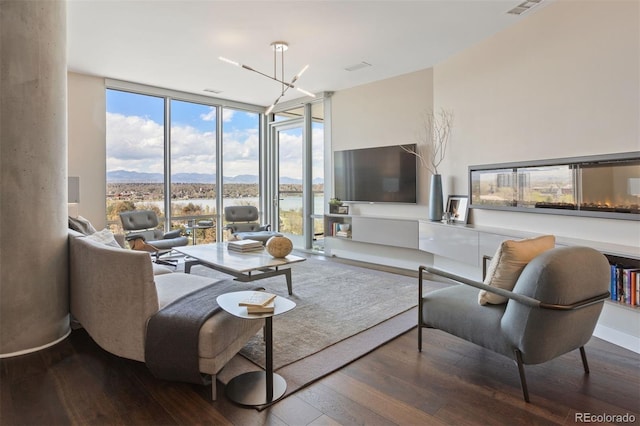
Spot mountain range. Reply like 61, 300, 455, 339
107, 170, 323, 185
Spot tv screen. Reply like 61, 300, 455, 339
334, 144, 417, 203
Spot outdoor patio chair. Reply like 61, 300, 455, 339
224, 206, 281, 244
119, 210, 188, 266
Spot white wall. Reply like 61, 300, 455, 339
331, 68, 434, 218
326, 0, 639, 351
68, 72, 107, 229
433, 0, 639, 247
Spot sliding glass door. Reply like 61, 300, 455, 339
269, 101, 325, 250
273, 120, 305, 247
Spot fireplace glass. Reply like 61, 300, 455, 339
469, 152, 639, 220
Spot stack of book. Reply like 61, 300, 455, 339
610, 263, 640, 306
238, 291, 277, 314
228, 239, 263, 252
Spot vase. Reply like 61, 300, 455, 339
429, 174, 444, 221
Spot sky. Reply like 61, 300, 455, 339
106, 89, 324, 181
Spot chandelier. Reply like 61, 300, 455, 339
219, 41, 315, 114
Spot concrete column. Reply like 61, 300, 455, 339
0, 0, 70, 356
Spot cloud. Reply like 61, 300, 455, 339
107, 111, 325, 180
199, 107, 236, 122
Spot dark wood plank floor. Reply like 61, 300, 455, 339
2, 325, 638, 426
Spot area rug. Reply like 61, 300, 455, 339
183, 254, 447, 406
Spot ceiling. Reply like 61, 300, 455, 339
67, 0, 549, 108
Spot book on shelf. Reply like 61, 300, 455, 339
335, 230, 351, 237
609, 263, 639, 306
238, 291, 277, 307
228, 239, 264, 252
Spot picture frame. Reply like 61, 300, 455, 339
446, 195, 469, 224
337, 205, 349, 215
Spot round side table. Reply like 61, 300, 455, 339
216, 291, 296, 406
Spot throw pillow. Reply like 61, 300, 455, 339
478, 235, 555, 305
68, 215, 97, 235
86, 228, 122, 248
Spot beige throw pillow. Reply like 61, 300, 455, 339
478, 235, 555, 305
86, 228, 122, 248
68, 215, 97, 235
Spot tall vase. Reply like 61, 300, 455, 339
429, 174, 444, 221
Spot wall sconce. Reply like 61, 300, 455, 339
68, 176, 80, 203
68, 176, 80, 217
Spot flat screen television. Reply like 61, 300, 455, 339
334, 144, 417, 203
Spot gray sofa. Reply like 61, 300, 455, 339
68, 229, 263, 399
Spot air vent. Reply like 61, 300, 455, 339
507, 0, 542, 15
344, 61, 372, 72
203, 88, 222, 94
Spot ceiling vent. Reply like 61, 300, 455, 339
203, 88, 222, 94
344, 62, 372, 72
507, 0, 543, 15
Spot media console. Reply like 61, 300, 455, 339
324, 214, 640, 352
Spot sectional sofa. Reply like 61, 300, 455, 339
68, 229, 263, 399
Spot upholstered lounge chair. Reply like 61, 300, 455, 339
119, 210, 188, 265
418, 246, 610, 402
224, 206, 281, 244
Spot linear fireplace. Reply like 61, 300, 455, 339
469, 152, 640, 221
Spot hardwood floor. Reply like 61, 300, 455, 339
2, 326, 638, 426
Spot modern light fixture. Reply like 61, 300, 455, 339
219, 41, 315, 114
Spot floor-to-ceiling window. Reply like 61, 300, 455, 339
169, 100, 217, 244
270, 100, 325, 250
311, 106, 325, 250
221, 107, 261, 241
105, 84, 263, 241
106, 89, 166, 232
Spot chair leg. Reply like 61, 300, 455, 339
418, 269, 423, 352
579, 346, 590, 374
514, 349, 530, 403
418, 304, 423, 352
211, 374, 217, 401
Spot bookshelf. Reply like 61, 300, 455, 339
606, 254, 640, 311
324, 214, 352, 239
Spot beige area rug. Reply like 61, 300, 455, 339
183, 254, 447, 406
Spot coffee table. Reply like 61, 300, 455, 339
175, 243, 305, 295
217, 291, 295, 406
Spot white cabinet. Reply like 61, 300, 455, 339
418, 222, 479, 266
351, 217, 418, 249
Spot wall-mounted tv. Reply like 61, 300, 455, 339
334, 144, 417, 203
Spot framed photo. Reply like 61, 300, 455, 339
337, 205, 349, 215
446, 195, 469, 224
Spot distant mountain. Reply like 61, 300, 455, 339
107, 170, 322, 185
173, 173, 216, 183
107, 170, 163, 183
225, 174, 258, 184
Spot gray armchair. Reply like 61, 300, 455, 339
418, 246, 610, 402
224, 206, 281, 244
119, 210, 188, 266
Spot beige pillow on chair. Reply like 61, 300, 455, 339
478, 235, 555, 305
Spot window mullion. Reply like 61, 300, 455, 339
164, 97, 171, 230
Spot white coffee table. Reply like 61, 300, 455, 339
216, 291, 296, 406
176, 243, 305, 295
